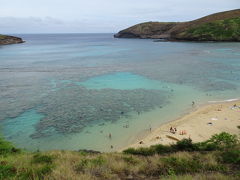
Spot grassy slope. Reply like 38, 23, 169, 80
115, 9, 240, 41
0, 35, 7, 40
115, 22, 177, 38
0, 132, 239, 180
177, 17, 240, 41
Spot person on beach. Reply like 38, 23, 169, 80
192, 101, 195, 107
123, 124, 129, 128
170, 127, 176, 134
109, 133, 112, 139
179, 130, 187, 135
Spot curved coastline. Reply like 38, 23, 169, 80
120, 98, 240, 151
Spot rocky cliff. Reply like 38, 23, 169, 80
0, 35, 24, 45
114, 9, 240, 41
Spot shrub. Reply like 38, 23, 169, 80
123, 132, 239, 156
90, 156, 106, 166
20, 165, 54, 179
123, 148, 137, 154
76, 156, 106, 172
194, 141, 219, 151
161, 157, 202, 175
153, 144, 173, 154
207, 132, 238, 149
171, 138, 196, 152
0, 137, 20, 155
0, 162, 16, 179
35, 165, 53, 177
123, 147, 155, 156
220, 149, 240, 165
122, 156, 139, 165
32, 154, 54, 164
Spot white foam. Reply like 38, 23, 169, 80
208, 98, 239, 103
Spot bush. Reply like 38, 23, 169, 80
123, 147, 155, 156
20, 165, 54, 179
32, 154, 54, 164
153, 144, 173, 154
35, 165, 53, 177
76, 156, 106, 171
123, 132, 239, 156
171, 138, 196, 152
220, 149, 240, 165
161, 157, 202, 175
0, 137, 20, 155
207, 132, 238, 149
194, 141, 218, 151
0, 162, 16, 179
123, 148, 137, 154
90, 156, 106, 166
122, 156, 139, 165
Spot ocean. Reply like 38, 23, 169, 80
0, 33, 240, 152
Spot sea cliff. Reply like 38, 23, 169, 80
0, 34, 24, 45
114, 9, 240, 41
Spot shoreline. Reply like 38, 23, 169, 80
120, 99, 240, 151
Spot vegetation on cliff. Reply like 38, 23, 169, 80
114, 9, 240, 41
114, 22, 177, 39
0, 131, 239, 180
177, 17, 240, 41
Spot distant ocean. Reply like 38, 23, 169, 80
0, 33, 240, 151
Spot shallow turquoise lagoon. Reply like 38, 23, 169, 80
58, 72, 174, 91
1, 110, 45, 149
0, 34, 240, 152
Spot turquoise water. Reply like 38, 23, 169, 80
1, 109, 45, 149
78, 72, 157, 90
57, 72, 175, 90
0, 34, 240, 152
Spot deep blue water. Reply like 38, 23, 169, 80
0, 34, 240, 151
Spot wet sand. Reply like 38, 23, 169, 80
122, 100, 240, 150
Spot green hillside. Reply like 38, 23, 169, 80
0, 131, 239, 180
177, 17, 240, 41
115, 9, 240, 41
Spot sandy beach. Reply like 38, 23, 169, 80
123, 100, 240, 150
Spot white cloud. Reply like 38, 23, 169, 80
0, 0, 239, 33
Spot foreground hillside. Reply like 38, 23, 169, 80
0, 131, 239, 180
114, 9, 240, 41
0, 35, 24, 45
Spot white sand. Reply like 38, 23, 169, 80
122, 100, 240, 150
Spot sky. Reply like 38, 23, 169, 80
0, 0, 239, 33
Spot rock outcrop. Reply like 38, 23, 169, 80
114, 22, 177, 39
114, 9, 240, 41
0, 35, 24, 45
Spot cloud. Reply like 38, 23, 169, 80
0, 0, 239, 33
0, 17, 120, 33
